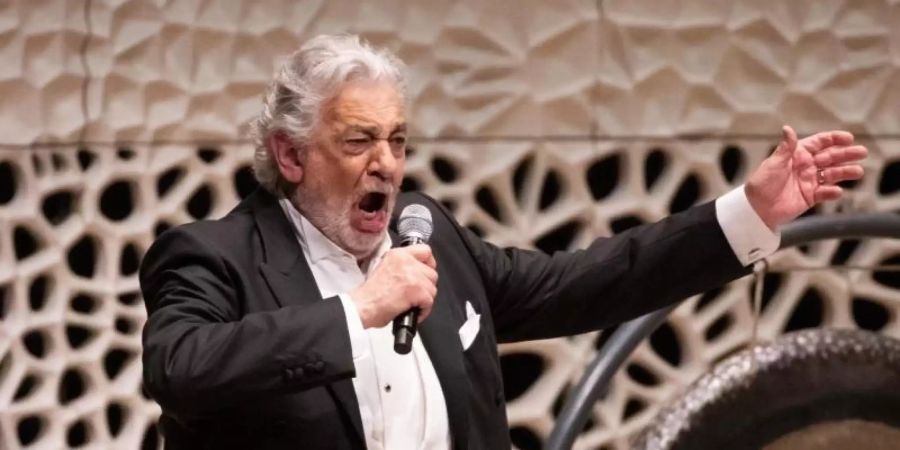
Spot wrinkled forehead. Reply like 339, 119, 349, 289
321, 80, 406, 133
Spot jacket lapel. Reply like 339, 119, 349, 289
389, 227, 471, 449
251, 190, 366, 447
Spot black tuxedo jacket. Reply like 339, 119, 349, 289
140, 188, 748, 449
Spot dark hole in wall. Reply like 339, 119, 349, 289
70, 293, 97, 314
77, 149, 96, 171
649, 322, 681, 367
233, 164, 257, 199
539, 171, 562, 210
118, 292, 141, 306
51, 152, 67, 170
623, 398, 646, 420
535, 220, 580, 254
431, 157, 458, 183
0, 160, 17, 204
586, 154, 620, 201
187, 184, 213, 219
719, 145, 744, 183
17, 415, 42, 446
67, 420, 88, 447
400, 176, 420, 192
14, 225, 39, 260
117, 147, 135, 160
704, 314, 733, 341
141, 422, 160, 450
42, 190, 76, 225
644, 149, 668, 190
197, 147, 221, 163
627, 363, 659, 386
500, 353, 544, 402
28, 275, 49, 311
104, 348, 132, 380
107, 402, 125, 437
610, 214, 644, 233
59, 368, 86, 405
13, 373, 38, 401
23, 330, 46, 358
66, 325, 94, 350
120, 243, 140, 276
100, 181, 134, 221
31, 153, 43, 175
784, 288, 824, 332
475, 185, 502, 222
873, 255, 900, 289
509, 426, 541, 450
669, 174, 701, 214
0, 284, 6, 319
879, 161, 900, 195
852, 298, 889, 331
694, 286, 725, 312
512, 156, 532, 201
830, 239, 860, 266
156, 167, 184, 198
67, 235, 97, 278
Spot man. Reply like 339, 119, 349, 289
140, 34, 867, 449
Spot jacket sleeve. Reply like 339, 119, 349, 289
139, 226, 355, 419
427, 196, 750, 343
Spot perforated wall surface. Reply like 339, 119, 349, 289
1, 1, 899, 449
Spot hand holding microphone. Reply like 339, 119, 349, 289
349, 204, 435, 354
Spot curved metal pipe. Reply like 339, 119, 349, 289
546, 212, 900, 450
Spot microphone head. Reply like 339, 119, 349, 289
398, 204, 433, 243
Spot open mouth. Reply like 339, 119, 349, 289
358, 192, 387, 213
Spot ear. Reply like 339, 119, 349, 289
268, 132, 304, 184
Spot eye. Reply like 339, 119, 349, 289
389, 135, 407, 146
345, 136, 372, 145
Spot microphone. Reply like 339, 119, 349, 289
393, 204, 433, 355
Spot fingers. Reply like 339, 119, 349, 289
819, 165, 864, 184
404, 244, 436, 269
804, 129, 855, 152
814, 185, 843, 203
813, 145, 868, 167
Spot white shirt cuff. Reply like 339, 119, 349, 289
338, 293, 369, 362
715, 185, 781, 266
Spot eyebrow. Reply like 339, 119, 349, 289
345, 123, 407, 136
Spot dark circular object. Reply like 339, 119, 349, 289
186, 184, 212, 219
17, 415, 42, 446
59, 368, 85, 405
233, 164, 257, 199
586, 154, 620, 201
99, 180, 134, 221
67, 419, 88, 446
431, 157, 458, 183
41, 190, 76, 225
0, 160, 17, 204
67, 235, 97, 278
633, 329, 900, 450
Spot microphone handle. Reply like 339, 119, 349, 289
393, 235, 426, 355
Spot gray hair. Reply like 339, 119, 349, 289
250, 34, 408, 193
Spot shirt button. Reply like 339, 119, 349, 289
384, 384, 391, 393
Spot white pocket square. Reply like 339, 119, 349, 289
459, 301, 481, 351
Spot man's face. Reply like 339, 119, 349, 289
293, 80, 406, 260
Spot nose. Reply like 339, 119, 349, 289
367, 139, 398, 181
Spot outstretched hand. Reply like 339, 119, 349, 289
745, 125, 867, 230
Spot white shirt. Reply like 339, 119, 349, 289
278, 185, 778, 450
279, 199, 450, 450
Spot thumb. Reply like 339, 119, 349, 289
773, 125, 797, 161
